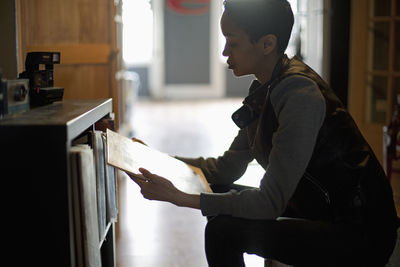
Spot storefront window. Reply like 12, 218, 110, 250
373, 0, 391, 16
397, 0, 400, 15
367, 0, 399, 124
372, 22, 390, 71
369, 76, 388, 123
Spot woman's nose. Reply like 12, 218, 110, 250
222, 44, 229, 57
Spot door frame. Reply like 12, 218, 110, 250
149, 0, 225, 99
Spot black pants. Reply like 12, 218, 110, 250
205, 184, 396, 267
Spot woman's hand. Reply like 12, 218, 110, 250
128, 168, 182, 204
127, 168, 201, 209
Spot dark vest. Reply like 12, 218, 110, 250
237, 55, 399, 230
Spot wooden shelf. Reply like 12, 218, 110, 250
0, 99, 112, 141
0, 99, 115, 267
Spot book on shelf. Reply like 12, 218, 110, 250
102, 132, 118, 223
105, 128, 212, 194
70, 144, 102, 267
90, 130, 107, 240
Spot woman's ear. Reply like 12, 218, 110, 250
260, 34, 277, 55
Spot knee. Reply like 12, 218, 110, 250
209, 184, 231, 193
204, 216, 246, 267
205, 215, 226, 239
205, 215, 232, 245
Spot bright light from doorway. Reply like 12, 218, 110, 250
122, 0, 153, 66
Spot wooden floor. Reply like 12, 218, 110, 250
116, 98, 266, 267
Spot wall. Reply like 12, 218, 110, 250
0, 0, 18, 79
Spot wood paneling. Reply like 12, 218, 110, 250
16, 0, 120, 128
54, 65, 110, 99
17, 0, 109, 46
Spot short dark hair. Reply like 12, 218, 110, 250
223, 0, 294, 54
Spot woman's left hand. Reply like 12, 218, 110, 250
128, 168, 182, 204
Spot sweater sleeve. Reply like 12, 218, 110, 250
200, 76, 326, 219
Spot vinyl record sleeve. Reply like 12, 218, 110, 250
106, 128, 212, 194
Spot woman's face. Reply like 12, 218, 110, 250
220, 11, 266, 79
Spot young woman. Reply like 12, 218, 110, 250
130, 1, 399, 266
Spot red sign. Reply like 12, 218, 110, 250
166, 0, 210, 15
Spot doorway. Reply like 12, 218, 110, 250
122, 0, 225, 99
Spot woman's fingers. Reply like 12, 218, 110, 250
139, 167, 153, 178
126, 171, 149, 185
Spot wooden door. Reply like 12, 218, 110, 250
16, 0, 120, 127
348, 0, 400, 164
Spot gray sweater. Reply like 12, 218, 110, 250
179, 75, 326, 219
